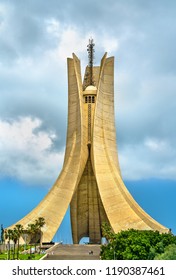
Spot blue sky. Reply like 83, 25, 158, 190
0, 0, 176, 243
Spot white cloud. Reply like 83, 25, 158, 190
0, 117, 64, 186
101, 36, 119, 54
46, 18, 60, 38
144, 138, 168, 152
119, 137, 176, 181
45, 20, 119, 66
55, 26, 94, 65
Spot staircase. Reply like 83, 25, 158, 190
43, 244, 101, 260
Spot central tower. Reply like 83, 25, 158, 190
9, 40, 168, 243
70, 39, 109, 243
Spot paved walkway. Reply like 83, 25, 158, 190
43, 244, 101, 260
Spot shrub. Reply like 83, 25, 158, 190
100, 229, 176, 260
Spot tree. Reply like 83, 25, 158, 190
35, 217, 45, 245
3, 225, 24, 260
0, 224, 4, 244
27, 223, 37, 254
14, 224, 24, 259
4, 229, 13, 260
35, 217, 45, 229
26, 217, 45, 253
101, 222, 114, 242
100, 229, 176, 260
155, 244, 176, 260
11, 230, 18, 260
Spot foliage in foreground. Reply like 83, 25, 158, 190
154, 244, 176, 260
1, 217, 45, 260
101, 224, 176, 260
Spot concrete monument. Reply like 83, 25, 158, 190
9, 40, 168, 243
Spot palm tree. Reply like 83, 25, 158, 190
11, 230, 18, 260
35, 217, 45, 229
4, 229, 13, 260
27, 223, 37, 254
14, 224, 24, 259
27, 217, 45, 254
35, 217, 45, 245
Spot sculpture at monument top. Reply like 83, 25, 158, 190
8, 40, 169, 244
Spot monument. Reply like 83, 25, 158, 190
9, 40, 168, 243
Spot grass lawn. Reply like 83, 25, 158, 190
0, 253, 44, 260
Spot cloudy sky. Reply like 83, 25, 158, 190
0, 0, 176, 241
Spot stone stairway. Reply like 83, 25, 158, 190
43, 244, 101, 260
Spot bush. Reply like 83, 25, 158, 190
155, 244, 176, 260
100, 229, 176, 260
